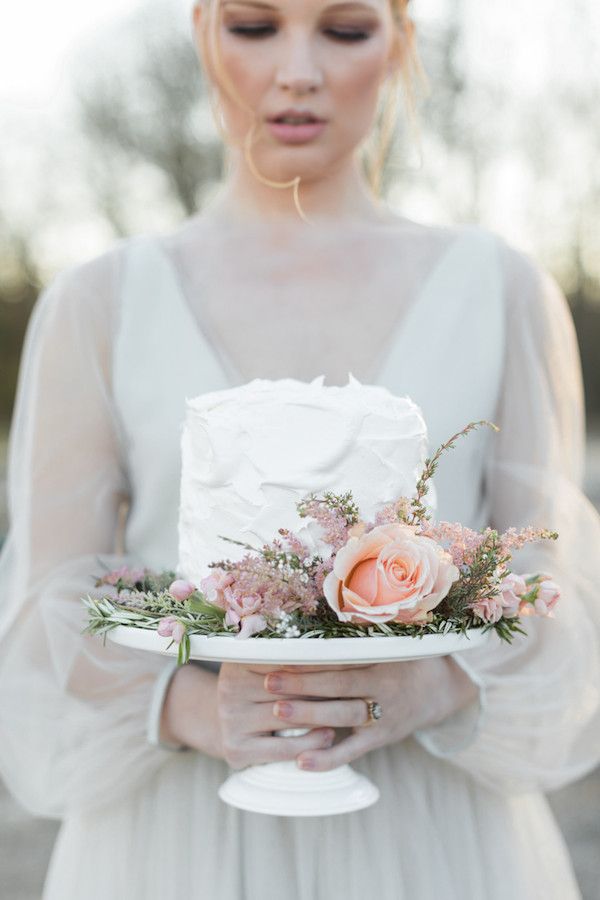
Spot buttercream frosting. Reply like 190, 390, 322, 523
177, 375, 432, 585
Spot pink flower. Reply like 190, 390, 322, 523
168, 579, 196, 601
323, 523, 459, 625
472, 596, 504, 624
418, 522, 487, 568
237, 614, 267, 639
223, 591, 267, 638
200, 569, 235, 606
157, 616, 186, 644
516, 574, 561, 618
101, 565, 146, 586
298, 498, 351, 551
497, 572, 527, 618
534, 579, 560, 616
373, 498, 412, 527
518, 576, 560, 618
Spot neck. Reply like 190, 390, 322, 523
204, 150, 394, 227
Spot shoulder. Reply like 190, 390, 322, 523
384, 215, 516, 270
458, 228, 579, 359
41, 237, 131, 314
431, 221, 570, 322
397, 218, 574, 330
24, 236, 148, 374
486, 229, 572, 333
31, 234, 153, 340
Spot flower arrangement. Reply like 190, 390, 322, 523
83, 421, 559, 666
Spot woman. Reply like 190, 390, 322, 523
1, 1, 599, 897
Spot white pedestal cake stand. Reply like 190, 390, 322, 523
109, 627, 489, 817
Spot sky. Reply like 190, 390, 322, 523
1, 0, 149, 108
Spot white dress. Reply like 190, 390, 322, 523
1, 214, 599, 900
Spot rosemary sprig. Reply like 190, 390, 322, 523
408, 420, 499, 525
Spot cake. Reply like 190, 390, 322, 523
177, 375, 432, 586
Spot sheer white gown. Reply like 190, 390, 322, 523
1, 214, 599, 899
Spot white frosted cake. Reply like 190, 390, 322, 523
177, 375, 431, 586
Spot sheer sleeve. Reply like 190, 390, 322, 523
0, 249, 179, 820
415, 236, 600, 794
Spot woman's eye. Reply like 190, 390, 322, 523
227, 24, 277, 39
324, 28, 371, 42
226, 23, 372, 42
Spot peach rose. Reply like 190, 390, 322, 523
323, 523, 459, 625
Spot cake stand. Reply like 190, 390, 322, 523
109, 627, 490, 817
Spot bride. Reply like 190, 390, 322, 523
1, 1, 599, 897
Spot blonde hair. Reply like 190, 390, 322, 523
197, 0, 427, 222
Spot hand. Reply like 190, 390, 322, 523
216, 662, 337, 769
262, 657, 479, 771
160, 661, 337, 767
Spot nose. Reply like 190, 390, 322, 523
275, 37, 324, 94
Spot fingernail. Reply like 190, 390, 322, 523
298, 757, 315, 770
274, 701, 292, 718
265, 674, 282, 692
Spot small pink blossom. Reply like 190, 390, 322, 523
101, 565, 146, 586
497, 572, 527, 618
157, 616, 186, 644
237, 614, 267, 639
499, 527, 558, 554
168, 579, 196, 601
224, 590, 259, 621
518, 575, 561, 618
221, 590, 267, 639
299, 500, 351, 552
373, 498, 412, 527
313, 558, 334, 593
535, 579, 560, 616
200, 568, 235, 606
419, 521, 488, 568
471, 596, 504, 624
278, 528, 313, 561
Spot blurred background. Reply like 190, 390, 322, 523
1, 0, 599, 896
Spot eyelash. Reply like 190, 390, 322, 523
227, 25, 371, 43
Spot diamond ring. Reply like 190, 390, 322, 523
362, 697, 383, 725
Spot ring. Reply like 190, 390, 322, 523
362, 697, 383, 726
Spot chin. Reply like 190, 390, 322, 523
252, 143, 348, 185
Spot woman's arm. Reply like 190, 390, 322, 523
0, 253, 183, 818
412, 237, 600, 794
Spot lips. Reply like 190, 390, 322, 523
267, 108, 326, 125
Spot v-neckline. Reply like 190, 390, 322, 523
152, 226, 474, 390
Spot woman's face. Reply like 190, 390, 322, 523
193, 0, 401, 183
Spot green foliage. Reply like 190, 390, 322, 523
82, 589, 520, 666
442, 530, 508, 617
408, 420, 499, 526
186, 593, 226, 619
297, 491, 360, 526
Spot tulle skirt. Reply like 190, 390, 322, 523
42, 738, 580, 900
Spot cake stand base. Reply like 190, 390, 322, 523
108, 626, 490, 816
218, 760, 379, 817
